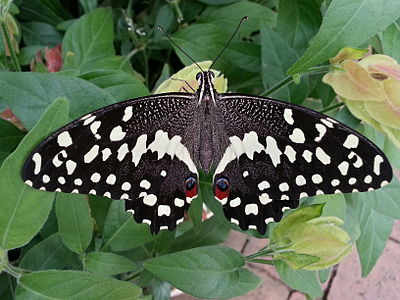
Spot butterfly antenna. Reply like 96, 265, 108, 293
157, 25, 204, 72
208, 16, 248, 71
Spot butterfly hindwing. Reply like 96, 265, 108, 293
214, 94, 393, 234
22, 94, 198, 233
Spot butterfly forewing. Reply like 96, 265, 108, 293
213, 94, 393, 234
22, 94, 199, 233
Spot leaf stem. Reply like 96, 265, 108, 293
0, 22, 20, 71
168, 0, 184, 23
318, 102, 345, 113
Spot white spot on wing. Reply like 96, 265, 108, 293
302, 150, 312, 163
57, 131, 73, 147
174, 198, 185, 207
283, 108, 294, 125
321, 118, 334, 128
117, 143, 129, 161
84, 145, 99, 163
343, 134, 359, 149
312, 174, 323, 184
110, 126, 126, 141
289, 128, 305, 143
295, 175, 306, 186
122, 182, 131, 191
265, 217, 274, 224
364, 175, 372, 184
258, 180, 270, 190
122, 106, 133, 122
143, 194, 157, 206
259, 193, 272, 205
229, 197, 241, 208
348, 151, 363, 168
338, 161, 349, 176
316, 147, 331, 165
140, 179, 151, 190
131, 134, 147, 166
245, 204, 258, 215
314, 124, 326, 142
284, 145, 296, 163
160, 170, 167, 177
158, 205, 171, 216
66, 160, 77, 175
74, 178, 83, 186
106, 174, 116, 185
300, 192, 308, 198
32, 153, 42, 175
373, 155, 384, 175
83, 115, 96, 126
90, 121, 101, 138
215, 146, 236, 175
42, 174, 50, 183
90, 172, 101, 183
102, 148, 112, 161
266, 136, 282, 167
243, 170, 249, 177
279, 182, 289, 192
25, 180, 33, 186
331, 179, 340, 187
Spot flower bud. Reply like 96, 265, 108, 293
271, 205, 353, 270
323, 49, 400, 148
154, 61, 227, 94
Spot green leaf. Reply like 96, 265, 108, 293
354, 178, 400, 219
288, 0, 400, 74
162, 217, 230, 254
0, 119, 24, 167
318, 268, 331, 283
88, 195, 112, 235
187, 193, 203, 232
380, 19, 400, 63
101, 201, 154, 252
21, 22, 62, 47
85, 251, 139, 275
0, 72, 115, 129
0, 273, 13, 300
355, 200, 394, 276
260, 23, 309, 104
199, 1, 276, 37
172, 24, 230, 68
225, 42, 261, 73
56, 193, 93, 255
79, 70, 149, 101
62, 7, 118, 72
19, 233, 74, 271
321, 194, 346, 220
145, 246, 254, 299
275, 260, 323, 298
197, 0, 242, 5
0, 99, 68, 250
18, 0, 71, 26
277, 0, 322, 54
15, 270, 142, 300
223, 268, 262, 299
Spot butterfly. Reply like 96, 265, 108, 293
21, 20, 393, 235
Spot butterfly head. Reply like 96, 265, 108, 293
196, 71, 217, 105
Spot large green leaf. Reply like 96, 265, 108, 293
0, 72, 114, 129
162, 217, 230, 254
380, 19, 400, 63
260, 23, 309, 104
0, 119, 25, 167
56, 193, 93, 255
88, 195, 112, 235
101, 201, 154, 252
18, 0, 71, 26
21, 22, 62, 47
199, 1, 276, 36
355, 200, 394, 276
62, 7, 119, 72
0, 99, 68, 250
288, 0, 400, 74
144, 246, 257, 299
15, 270, 142, 299
79, 70, 149, 101
275, 260, 323, 298
19, 233, 74, 271
277, 0, 322, 54
85, 251, 139, 275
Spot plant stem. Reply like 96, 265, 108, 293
260, 65, 331, 97
319, 102, 345, 113
0, 22, 20, 72
169, 0, 184, 23
248, 258, 274, 265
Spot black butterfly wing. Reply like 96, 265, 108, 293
214, 94, 393, 234
22, 93, 198, 233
